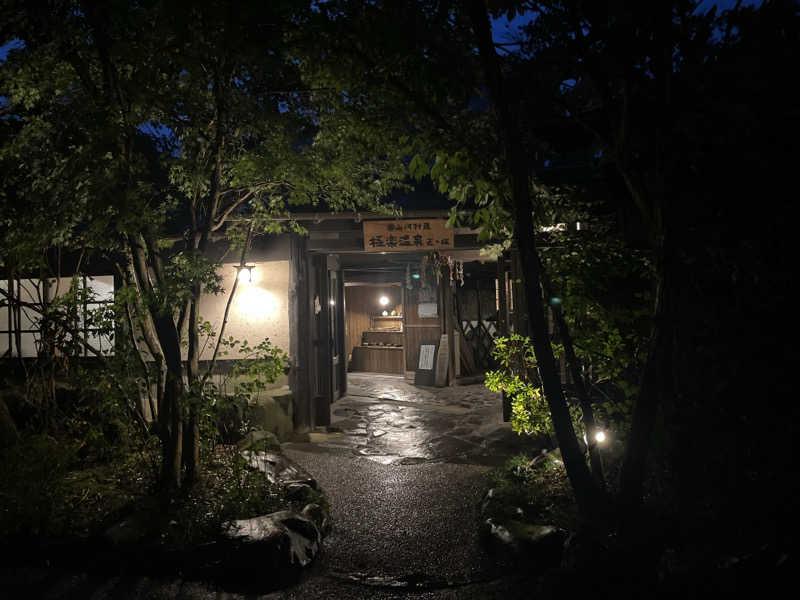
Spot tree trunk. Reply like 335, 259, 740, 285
468, 0, 605, 523
183, 64, 228, 483
126, 236, 187, 492
538, 263, 606, 488
154, 311, 185, 491
183, 292, 202, 485
616, 2, 675, 520
618, 239, 674, 518
160, 372, 183, 492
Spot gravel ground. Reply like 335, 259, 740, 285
277, 449, 495, 595
270, 376, 538, 598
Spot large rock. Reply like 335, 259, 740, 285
243, 450, 318, 489
482, 518, 567, 568
479, 487, 524, 521
301, 503, 332, 536
245, 387, 294, 441
237, 429, 281, 453
221, 511, 321, 571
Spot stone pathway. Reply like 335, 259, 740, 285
271, 374, 538, 598
0, 375, 541, 599
308, 373, 530, 467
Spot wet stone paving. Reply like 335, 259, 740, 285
1, 374, 541, 599
309, 373, 527, 467
277, 373, 540, 599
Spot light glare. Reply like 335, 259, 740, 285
237, 287, 277, 319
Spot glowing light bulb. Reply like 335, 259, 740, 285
237, 268, 252, 283
379, 296, 389, 306
594, 431, 606, 443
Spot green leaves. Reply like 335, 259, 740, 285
486, 333, 586, 438
201, 331, 287, 406
486, 334, 551, 436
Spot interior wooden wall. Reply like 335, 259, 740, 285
403, 285, 441, 372
344, 284, 401, 365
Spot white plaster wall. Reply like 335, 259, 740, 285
196, 260, 290, 361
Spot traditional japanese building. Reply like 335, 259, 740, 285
1, 204, 521, 436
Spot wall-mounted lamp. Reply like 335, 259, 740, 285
379, 295, 389, 306
329, 298, 336, 306
236, 265, 256, 283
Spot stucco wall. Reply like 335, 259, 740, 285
196, 259, 291, 362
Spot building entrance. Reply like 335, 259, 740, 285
345, 282, 405, 375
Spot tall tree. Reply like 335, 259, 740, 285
0, 0, 405, 492
467, 0, 607, 521
306, 0, 799, 543
310, 0, 609, 521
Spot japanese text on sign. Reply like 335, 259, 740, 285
362, 219, 453, 252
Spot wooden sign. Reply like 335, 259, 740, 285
414, 340, 439, 386
418, 302, 437, 318
363, 219, 454, 252
418, 344, 436, 370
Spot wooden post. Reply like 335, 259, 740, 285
497, 254, 508, 336
289, 234, 312, 432
475, 284, 483, 367
454, 320, 461, 378
336, 268, 347, 397
497, 252, 511, 421
444, 277, 456, 385
314, 254, 331, 427
510, 248, 527, 336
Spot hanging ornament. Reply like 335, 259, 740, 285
456, 260, 464, 286
447, 256, 455, 286
432, 250, 443, 285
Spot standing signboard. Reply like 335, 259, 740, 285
413, 340, 439, 386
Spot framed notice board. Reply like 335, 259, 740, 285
413, 340, 439, 386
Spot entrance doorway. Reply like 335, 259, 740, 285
344, 282, 405, 375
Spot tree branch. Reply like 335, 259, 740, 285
210, 188, 256, 231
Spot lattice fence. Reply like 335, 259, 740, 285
460, 319, 498, 373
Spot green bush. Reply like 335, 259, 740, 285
164, 445, 286, 549
0, 434, 79, 537
487, 451, 578, 531
485, 334, 583, 438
